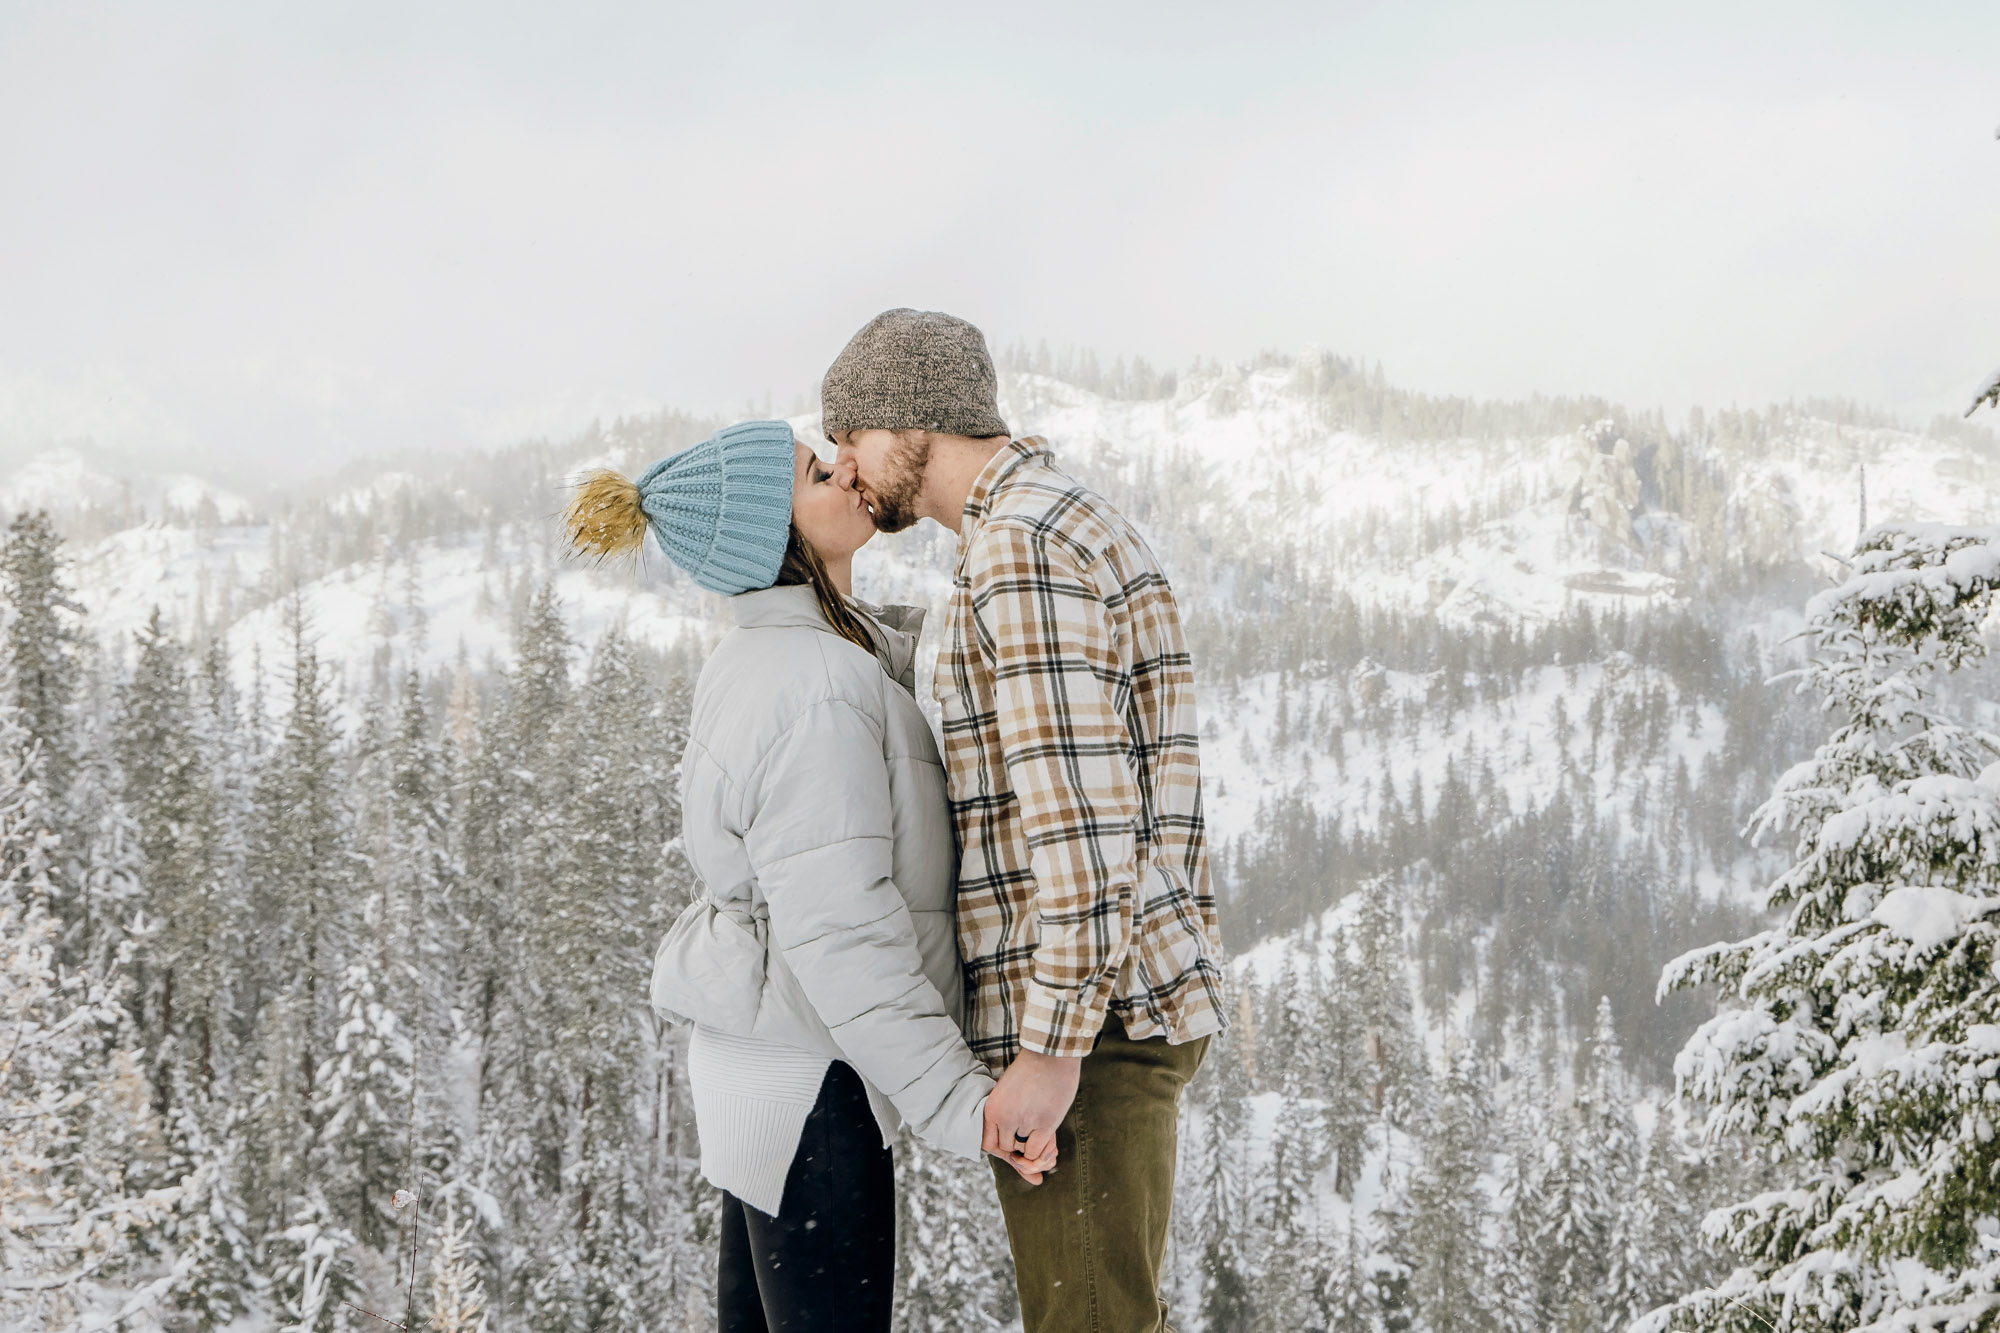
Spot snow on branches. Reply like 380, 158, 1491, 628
1649, 524, 2000, 1332
0, 706, 179, 1330
1967, 366, 2000, 419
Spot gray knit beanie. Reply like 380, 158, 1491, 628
820, 308, 1010, 439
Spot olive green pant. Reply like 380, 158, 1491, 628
989, 1021, 1209, 1333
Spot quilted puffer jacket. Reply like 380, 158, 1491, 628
652, 583, 990, 1157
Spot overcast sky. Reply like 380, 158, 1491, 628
3, 1, 1996, 481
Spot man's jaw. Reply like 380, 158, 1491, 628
855, 482, 891, 530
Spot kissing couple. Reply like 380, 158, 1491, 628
565, 309, 1228, 1333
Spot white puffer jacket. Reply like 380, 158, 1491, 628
654, 584, 991, 1165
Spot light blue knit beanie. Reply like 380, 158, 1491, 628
635, 420, 796, 595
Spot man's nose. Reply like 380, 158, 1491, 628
831, 458, 859, 490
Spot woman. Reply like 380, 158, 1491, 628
564, 419, 1050, 1333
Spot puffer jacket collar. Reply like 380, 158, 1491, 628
728, 584, 926, 693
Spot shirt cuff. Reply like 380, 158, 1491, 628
1018, 973, 1115, 1058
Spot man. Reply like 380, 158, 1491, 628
822, 308, 1227, 1333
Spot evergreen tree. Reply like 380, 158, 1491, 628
1531, 1086, 1612, 1331
1354, 877, 1427, 1126
1490, 1104, 1549, 1333
64, 646, 143, 981
1371, 1163, 1420, 1333
1315, 922, 1374, 1198
1575, 998, 1647, 1333
1258, 1052, 1331, 1330
428, 1192, 492, 1333
2, 510, 82, 804
119, 609, 231, 1097
463, 586, 574, 1315
311, 961, 414, 1252
0, 705, 173, 1328
271, 1187, 356, 1333
1193, 1038, 1257, 1333
249, 610, 356, 1064
1407, 1045, 1499, 1333
1320, 1219, 1386, 1333
894, 1135, 1013, 1332
156, 1073, 257, 1328
1605, 1113, 1690, 1333
1650, 526, 2000, 1330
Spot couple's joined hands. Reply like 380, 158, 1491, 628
982, 1049, 1082, 1185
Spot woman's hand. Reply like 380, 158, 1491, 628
988, 1141, 1058, 1185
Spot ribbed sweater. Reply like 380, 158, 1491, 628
688, 1027, 904, 1215
687, 1027, 828, 1215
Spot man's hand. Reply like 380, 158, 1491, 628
983, 1049, 1083, 1185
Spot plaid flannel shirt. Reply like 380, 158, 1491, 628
936, 438, 1226, 1067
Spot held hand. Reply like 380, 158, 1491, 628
982, 1049, 1083, 1185
986, 1142, 1059, 1184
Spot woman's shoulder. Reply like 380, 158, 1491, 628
697, 623, 889, 726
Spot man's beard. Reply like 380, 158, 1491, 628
867, 431, 932, 533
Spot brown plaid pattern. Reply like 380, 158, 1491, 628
936, 438, 1226, 1066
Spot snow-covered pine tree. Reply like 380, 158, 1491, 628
428, 1190, 492, 1333
270, 1187, 356, 1333
0, 704, 176, 1330
1649, 524, 2000, 1331
2, 510, 82, 810
1316, 1215, 1387, 1332
1530, 1084, 1615, 1331
119, 608, 232, 1098
1491, 1097, 1549, 1333
63, 645, 144, 983
516, 627, 670, 1326
311, 961, 413, 1254
156, 1070, 258, 1328
1407, 1044, 1500, 1333
1314, 923, 1373, 1199
365, 666, 473, 1264
543, 629, 657, 1083
1192, 1036, 1257, 1333
248, 609, 357, 1085
241, 611, 358, 1247
1608, 1112, 1704, 1333
1371, 1162, 1421, 1333
1258, 1048, 1332, 1330
1257, 954, 1307, 1078
1355, 876, 1428, 1127
1578, 997, 1660, 1333
465, 587, 576, 1322
893, 1134, 1013, 1332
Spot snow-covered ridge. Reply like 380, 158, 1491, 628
0, 445, 254, 524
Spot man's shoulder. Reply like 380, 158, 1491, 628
981, 456, 1129, 567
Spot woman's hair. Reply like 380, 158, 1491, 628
775, 523, 877, 656
563, 468, 878, 657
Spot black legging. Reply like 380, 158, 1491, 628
717, 1061, 895, 1333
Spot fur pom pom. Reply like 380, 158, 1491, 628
565, 470, 650, 560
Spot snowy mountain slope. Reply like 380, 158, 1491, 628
30, 363, 1993, 696
70, 521, 724, 707
17, 356, 1999, 1014
0, 445, 254, 524
1204, 657, 1730, 883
